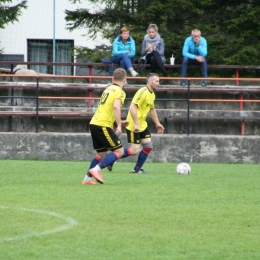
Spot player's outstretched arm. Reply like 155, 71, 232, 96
149, 108, 165, 134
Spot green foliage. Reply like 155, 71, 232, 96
1, 160, 260, 259
66, 0, 260, 71
74, 44, 112, 62
0, 0, 27, 53
0, 0, 27, 29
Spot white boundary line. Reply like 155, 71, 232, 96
0, 206, 78, 242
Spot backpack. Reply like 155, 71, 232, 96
102, 58, 114, 76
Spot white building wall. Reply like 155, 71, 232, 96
0, 0, 109, 61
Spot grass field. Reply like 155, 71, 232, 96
1, 160, 260, 260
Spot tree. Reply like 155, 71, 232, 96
0, 0, 27, 29
65, 0, 260, 75
0, 0, 27, 53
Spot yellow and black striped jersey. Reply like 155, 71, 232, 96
126, 86, 155, 132
90, 84, 126, 127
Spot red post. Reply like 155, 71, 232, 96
88, 65, 93, 83
88, 90, 93, 107
240, 92, 244, 135
239, 93, 244, 110
241, 120, 245, 135
236, 69, 239, 86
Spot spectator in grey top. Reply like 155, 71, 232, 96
141, 24, 168, 77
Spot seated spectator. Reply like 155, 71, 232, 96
112, 27, 139, 77
181, 29, 208, 87
141, 24, 168, 77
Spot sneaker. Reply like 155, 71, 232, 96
130, 169, 149, 174
201, 81, 207, 87
89, 168, 104, 184
131, 70, 139, 77
82, 179, 96, 185
180, 82, 186, 87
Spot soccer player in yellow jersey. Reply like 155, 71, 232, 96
107, 73, 165, 174
125, 73, 165, 173
82, 68, 129, 185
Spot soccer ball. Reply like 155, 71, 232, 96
176, 162, 191, 175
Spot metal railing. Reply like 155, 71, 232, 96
0, 73, 260, 135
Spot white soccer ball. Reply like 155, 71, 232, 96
176, 162, 191, 175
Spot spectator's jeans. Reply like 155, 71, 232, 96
112, 54, 134, 71
181, 57, 208, 80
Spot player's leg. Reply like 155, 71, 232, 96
82, 125, 111, 184
82, 152, 107, 185
88, 126, 125, 183
130, 128, 153, 173
125, 128, 149, 173
131, 140, 152, 173
107, 147, 132, 171
107, 162, 114, 172
96, 147, 124, 169
106, 128, 136, 172
89, 147, 124, 183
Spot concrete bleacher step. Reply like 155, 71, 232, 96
1, 106, 260, 121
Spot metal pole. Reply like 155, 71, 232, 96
53, 0, 56, 75
36, 78, 39, 133
164, 90, 168, 133
8, 64, 14, 131
187, 80, 190, 136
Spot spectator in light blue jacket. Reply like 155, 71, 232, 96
181, 29, 208, 87
112, 27, 139, 77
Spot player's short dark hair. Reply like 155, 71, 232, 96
146, 73, 159, 82
113, 68, 127, 81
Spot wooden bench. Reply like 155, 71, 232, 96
74, 62, 260, 86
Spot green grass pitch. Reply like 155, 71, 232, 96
1, 160, 260, 260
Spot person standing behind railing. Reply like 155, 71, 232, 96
112, 27, 139, 77
181, 29, 208, 87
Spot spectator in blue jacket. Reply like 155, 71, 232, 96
181, 29, 208, 87
141, 24, 168, 77
112, 27, 139, 77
